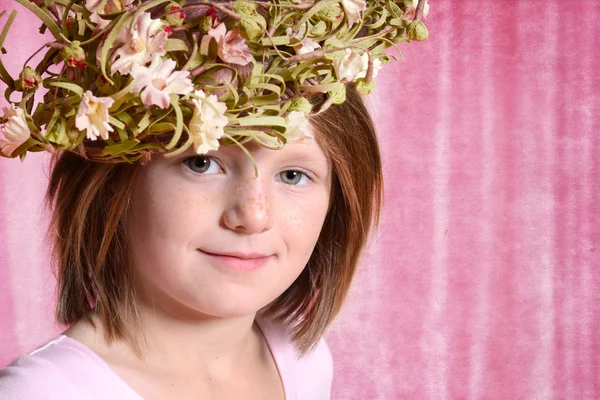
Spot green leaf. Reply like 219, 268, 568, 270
260, 36, 290, 46
0, 58, 14, 89
100, 139, 141, 156
53, 0, 84, 13
164, 135, 193, 158
47, 81, 84, 97
165, 38, 189, 52
108, 115, 125, 130
0, 10, 17, 52
166, 93, 183, 149
15, 0, 63, 41
235, 116, 287, 127
149, 122, 175, 134
99, 13, 132, 83
295, 0, 340, 32
130, 0, 170, 25
137, 111, 152, 134
43, 107, 62, 138
246, 82, 283, 95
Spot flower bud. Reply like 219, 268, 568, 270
406, 20, 428, 41
233, 1, 258, 16
165, 3, 185, 27
62, 41, 88, 68
95, 75, 114, 95
19, 67, 42, 91
238, 16, 265, 40
355, 78, 376, 94
328, 82, 346, 105
316, 6, 343, 23
65, 16, 75, 30
311, 21, 327, 37
197, 15, 214, 34
288, 97, 313, 114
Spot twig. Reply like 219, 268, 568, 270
23, 42, 55, 70
253, 1, 315, 10
414, 0, 426, 21
190, 65, 207, 77
182, 3, 241, 21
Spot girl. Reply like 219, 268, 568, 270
0, 0, 428, 398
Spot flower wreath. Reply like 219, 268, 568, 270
0, 0, 430, 164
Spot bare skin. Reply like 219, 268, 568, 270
61, 131, 331, 399
64, 315, 284, 400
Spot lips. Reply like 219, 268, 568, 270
198, 249, 274, 272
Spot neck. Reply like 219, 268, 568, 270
134, 300, 259, 372
66, 301, 265, 379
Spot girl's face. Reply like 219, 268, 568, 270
126, 128, 331, 319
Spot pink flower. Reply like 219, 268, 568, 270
0, 105, 30, 156
75, 91, 115, 141
207, 23, 253, 66
86, 0, 134, 30
403, 0, 430, 20
342, 0, 367, 26
189, 90, 229, 154
130, 55, 194, 109
111, 12, 168, 75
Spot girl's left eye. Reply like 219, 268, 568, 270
279, 170, 311, 186
183, 156, 222, 175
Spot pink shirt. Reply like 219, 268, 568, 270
0, 320, 333, 399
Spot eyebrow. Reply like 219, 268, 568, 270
277, 151, 330, 174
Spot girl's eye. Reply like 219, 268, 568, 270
279, 170, 310, 186
184, 156, 222, 175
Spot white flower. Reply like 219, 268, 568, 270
286, 25, 322, 55
130, 55, 193, 109
0, 105, 30, 156
403, 0, 430, 20
333, 48, 382, 82
341, 0, 367, 26
86, 0, 134, 30
111, 12, 167, 75
75, 91, 115, 141
297, 37, 321, 55
189, 90, 229, 154
285, 111, 313, 143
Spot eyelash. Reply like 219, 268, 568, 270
182, 156, 223, 175
182, 156, 316, 186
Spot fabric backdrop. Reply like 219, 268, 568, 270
1, 1, 599, 399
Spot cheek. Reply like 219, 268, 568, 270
127, 168, 216, 261
279, 195, 329, 259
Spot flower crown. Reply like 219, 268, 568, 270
0, 0, 429, 163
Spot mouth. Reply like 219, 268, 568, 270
198, 249, 275, 272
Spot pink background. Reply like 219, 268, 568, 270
1, 1, 599, 399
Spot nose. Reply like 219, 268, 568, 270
222, 176, 274, 234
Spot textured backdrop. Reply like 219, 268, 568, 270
1, 1, 599, 399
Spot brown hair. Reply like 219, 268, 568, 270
47, 84, 383, 357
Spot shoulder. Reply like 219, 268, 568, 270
0, 337, 81, 399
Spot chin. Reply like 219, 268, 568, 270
199, 301, 263, 319
183, 291, 270, 319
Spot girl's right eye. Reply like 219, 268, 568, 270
183, 156, 222, 175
